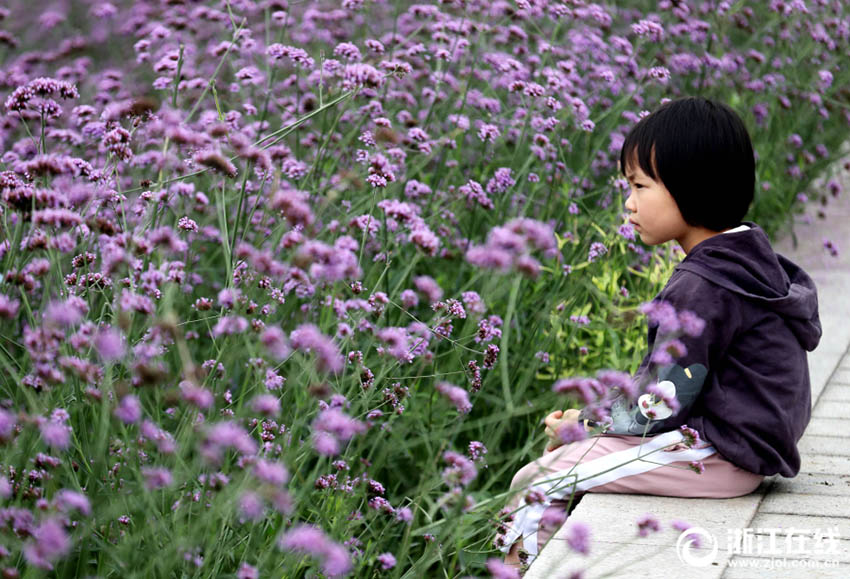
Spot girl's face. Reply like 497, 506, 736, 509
623, 149, 690, 248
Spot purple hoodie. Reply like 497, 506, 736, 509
581, 222, 821, 477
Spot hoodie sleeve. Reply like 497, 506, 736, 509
581, 269, 742, 436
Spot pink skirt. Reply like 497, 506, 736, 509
497, 429, 764, 560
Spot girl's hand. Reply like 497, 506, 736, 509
544, 409, 581, 452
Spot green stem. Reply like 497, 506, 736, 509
500, 276, 522, 412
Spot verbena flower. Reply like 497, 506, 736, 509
442, 451, 477, 487
141, 466, 173, 490
376, 552, 396, 570
485, 558, 520, 579
94, 327, 125, 362
250, 394, 281, 417
566, 521, 591, 555
39, 419, 72, 450
114, 395, 142, 424
290, 324, 344, 374
23, 518, 70, 570
435, 382, 472, 414
636, 513, 661, 537
278, 524, 351, 577
557, 421, 588, 445
53, 490, 91, 516
253, 459, 289, 486
639, 300, 680, 335
201, 421, 258, 463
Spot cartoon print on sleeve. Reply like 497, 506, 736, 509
582, 363, 708, 436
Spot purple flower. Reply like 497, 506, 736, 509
466, 245, 513, 271
679, 425, 702, 447
267, 44, 315, 69
395, 507, 413, 524
632, 19, 665, 42
194, 149, 237, 178
552, 377, 604, 405
377, 327, 411, 362
312, 408, 367, 456
290, 324, 344, 374
217, 288, 240, 309
0, 294, 21, 319
468, 441, 488, 461
142, 466, 173, 490
485, 558, 520, 579
588, 241, 608, 262
43, 297, 88, 328
53, 489, 91, 516
823, 238, 839, 257
636, 513, 661, 537
442, 450, 477, 487
515, 254, 541, 278
409, 225, 441, 256
413, 275, 443, 303
400, 289, 419, 308
640, 301, 680, 335
260, 326, 292, 360
94, 327, 125, 361
237, 563, 259, 579
278, 525, 352, 577
671, 520, 701, 547
596, 370, 637, 400
677, 310, 706, 337
566, 521, 591, 555
376, 552, 396, 570
650, 348, 674, 365
202, 421, 258, 463
435, 382, 472, 414
114, 395, 142, 424
368, 496, 394, 514
180, 381, 215, 410
648, 66, 671, 84
662, 339, 688, 359
0, 409, 16, 442
477, 123, 501, 143
212, 315, 249, 337
540, 508, 567, 531
23, 518, 70, 570
253, 459, 289, 486
251, 394, 281, 417
239, 491, 265, 522
557, 421, 588, 445
177, 216, 199, 233
486, 167, 516, 194
689, 460, 706, 474
39, 420, 71, 450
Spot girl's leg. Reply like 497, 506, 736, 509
500, 435, 619, 564
499, 431, 763, 563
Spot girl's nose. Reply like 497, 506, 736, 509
624, 192, 636, 213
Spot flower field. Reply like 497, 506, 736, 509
0, 1, 848, 577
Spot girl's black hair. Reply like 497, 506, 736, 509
619, 96, 756, 231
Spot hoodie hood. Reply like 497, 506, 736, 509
674, 221, 822, 351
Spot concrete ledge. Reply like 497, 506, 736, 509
524, 484, 773, 579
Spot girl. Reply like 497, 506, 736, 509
499, 96, 821, 566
